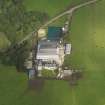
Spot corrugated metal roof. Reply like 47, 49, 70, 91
37, 40, 58, 54
39, 40, 58, 47
47, 27, 62, 40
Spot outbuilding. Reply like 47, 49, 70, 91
47, 26, 63, 40
65, 44, 71, 54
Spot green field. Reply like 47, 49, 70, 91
24, 0, 86, 17
0, 0, 105, 105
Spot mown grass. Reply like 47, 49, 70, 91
24, 0, 86, 17
64, 0, 105, 105
0, 0, 105, 105
0, 64, 27, 105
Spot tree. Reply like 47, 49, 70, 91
0, 0, 49, 70
0, 0, 49, 44
1, 41, 30, 72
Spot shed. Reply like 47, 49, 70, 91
47, 27, 62, 40
65, 44, 71, 54
28, 69, 35, 79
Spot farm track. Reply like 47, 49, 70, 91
18, 0, 99, 45
41, 0, 99, 27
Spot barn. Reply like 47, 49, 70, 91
47, 26, 63, 40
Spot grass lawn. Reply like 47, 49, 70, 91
0, 0, 105, 105
24, 0, 85, 17
41, 69, 57, 77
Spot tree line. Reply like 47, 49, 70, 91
0, 0, 49, 72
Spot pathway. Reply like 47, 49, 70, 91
41, 0, 99, 27
18, 0, 99, 45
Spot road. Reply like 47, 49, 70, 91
18, 0, 99, 45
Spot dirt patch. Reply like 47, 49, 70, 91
28, 78, 45, 91
69, 71, 83, 86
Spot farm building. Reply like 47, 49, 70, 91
47, 26, 63, 40
65, 44, 71, 54
36, 39, 65, 69
36, 26, 71, 74
28, 69, 35, 79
